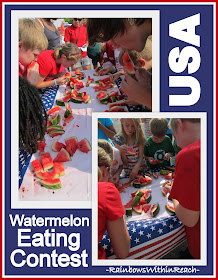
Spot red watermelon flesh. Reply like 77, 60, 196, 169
54, 162, 65, 176
82, 94, 90, 104
37, 141, 46, 152
78, 138, 91, 153
64, 114, 74, 124
109, 106, 127, 112
54, 148, 72, 162
65, 137, 78, 156
32, 159, 43, 173
47, 106, 61, 115
41, 152, 53, 170
108, 91, 119, 97
123, 52, 135, 75
127, 147, 136, 155
48, 130, 65, 138
131, 189, 151, 197
36, 171, 52, 179
47, 125, 62, 133
150, 159, 161, 164
51, 140, 66, 152
133, 204, 143, 214
140, 176, 152, 184
27, 61, 36, 71
62, 94, 71, 103
165, 172, 173, 180
142, 204, 151, 213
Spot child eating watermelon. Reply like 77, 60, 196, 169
98, 146, 130, 259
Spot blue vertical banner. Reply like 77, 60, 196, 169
2, 2, 215, 278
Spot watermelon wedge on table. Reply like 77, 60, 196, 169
36, 170, 59, 180
47, 106, 61, 115
142, 204, 151, 213
41, 152, 53, 170
51, 140, 66, 152
40, 178, 61, 190
123, 51, 135, 75
53, 162, 65, 176
78, 138, 92, 153
65, 137, 78, 157
48, 130, 65, 138
63, 114, 74, 124
32, 159, 43, 173
47, 125, 62, 133
139, 175, 152, 186
54, 148, 71, 162
165, 203, 175, 214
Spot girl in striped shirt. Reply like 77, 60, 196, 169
113, 118, 146, 179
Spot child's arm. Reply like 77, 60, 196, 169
26, 62, 40, 86
36, 74, 67, 89
173, 199, 200, 227
129, 143, 144, 179
111, 165, 123, 186
114, 142, 128, 165
98, 62, 116, 76
121, 68, 151, 110
111, 71, 124, 82
106, 215, 130, 259
98, 122, 116, 140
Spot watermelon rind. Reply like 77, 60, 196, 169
48, 130, 65, 138
40, 178, 61, 190
160, 169, 169, 175
56, 99, 65, 106
132, 180, 141, 188
51, 140, 66, 152
152, 172, 159, 179
71, 96, 83, 103
50, 113, 60, 125
53, 162, 65, 177
150, 203, 160, 217
165, 203, 175, 214
54, 148, 72, 162
131, 195, 141, 207
125, 208, 132, 216
145, 192, 152, 204
162, 185, 168, 197
135, 191, 144, 197
47, 125, 62, 133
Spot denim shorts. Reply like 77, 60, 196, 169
75, 56, 91, 68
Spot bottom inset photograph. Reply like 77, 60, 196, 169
93, 114, 205, 263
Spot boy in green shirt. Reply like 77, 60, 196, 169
144, 118, 175, 169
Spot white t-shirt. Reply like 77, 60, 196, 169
111, 147, 123, 176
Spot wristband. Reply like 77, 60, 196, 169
54, 79, 57, 86
138, 158, 143, 161
117, 168, 122, 171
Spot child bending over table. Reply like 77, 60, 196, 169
113, 118, 146, 180
19, 18, 48, 86
98, 139, 123, 187
144, 118, 175, 170
98, 147, 130, 259
19, 77, 47, 154
36, 43, 81, 89
167, 118, 200, 259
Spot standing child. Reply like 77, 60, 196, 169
98, 147, 130, 259
98, 139, 123, 187
113, 118, 146, 180
167, 118, 200, 259
98, 118, 117, 147
36, 43, 81, 89
144, 118, 175, 170
19, 18, 48, 85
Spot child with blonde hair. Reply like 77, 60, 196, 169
98, 139, 123, 187
36, 43, 81, 88
144, 118, 175, 169
19, 18, 48, 85
98, 147, 130, 259
113, 118, 146, 179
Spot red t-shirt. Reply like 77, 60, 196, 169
19, 62, 25, 78
37, 50, 65, 78
99, 42, 115, 66
64, 25, 88, 58
98, 182, 125, 259
170, 139, 200, 259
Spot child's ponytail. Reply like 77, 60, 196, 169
54, 43, 81, 61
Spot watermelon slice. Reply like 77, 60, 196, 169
64, 114, 74, 124
41, 152, 53, 170
51, 140, 66, 152
64, 104, 72, 118
108, 100, 127, 109
47, 125, 62, 133
48, 130, 65, 138
142, 204, 151, 213
37, 141, 46, 152
56, 99, 65, 106
150, 203, 160, 217
36, 171, 52, 180
54, 148, 72, 162
32, 159, 43, 173
123, 52, 135, 75
47, 106, 61, 115
53, 162, 65, 176
50, 113, 60, 125
165, 203, 175, 214
40, 178, 61, 190
62, 94, 71, 103
152, 172, 159, 179
139, 175, 152, 186
133, 204, 143, 214
65, 137, 78, 157
71, 96, 83, 103
160, 169, 170, 175
78, 138, 91, 153
82, 94, 91, 104
165, 172, 173, 180
127, 147, 136, 155
132, 179, 141, 188
97, 91, 109, 103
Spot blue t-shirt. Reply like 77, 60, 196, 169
98, 118, 114, 146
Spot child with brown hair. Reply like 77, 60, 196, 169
36, 43, 81, 88
98, 146, 130, 259
144, 118, 175, 169
113, 118, 146, 179
19, 18, 48, 85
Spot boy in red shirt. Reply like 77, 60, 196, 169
19, 18, 48, 85
167, 118, 201, 259
64, 18, 90, 70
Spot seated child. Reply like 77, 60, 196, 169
144, 118, 175, 170
98, 147, 130, 259
36, 43, 81, 89
167, 118, 200, 259
98, 139, 123, 187
113, 118, 146, 180
19, 18, 48, 85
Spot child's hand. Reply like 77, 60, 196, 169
111, 71, 124, 82
129, 166, 139, 180
121, 69, 151, 109
164, 182, 173, 193
56, 76, 67, 85
111, 172, 120, 186
164, 153, 171, 161
27, 62, 39, 86
148, 157, 155, 164
99, 65, 115, 75
119, 144, 128, 154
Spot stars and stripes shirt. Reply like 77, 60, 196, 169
19, 86, 58, 188
101, 216, 186, 259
